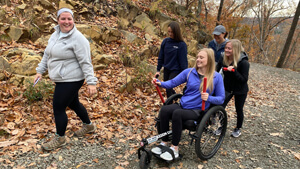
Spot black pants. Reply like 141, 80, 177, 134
222, 92, 247, 129
163, 68, 180, 98
159, 104, 199, 146
53, 80, 91, 136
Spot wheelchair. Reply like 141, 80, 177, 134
138, 93, 228, 169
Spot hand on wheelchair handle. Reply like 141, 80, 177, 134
152, 78, 161, 86
201, 92, 208, 101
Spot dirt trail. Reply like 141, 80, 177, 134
1, 63, 299, 169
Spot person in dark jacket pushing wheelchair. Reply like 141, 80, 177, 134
216, 39, 250, 138
152, 48, 225, 161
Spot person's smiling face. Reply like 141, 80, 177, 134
196, 51, 208, 69
225, 42, 233, 59
58, 12, 74, 33
168, 27, 174, 39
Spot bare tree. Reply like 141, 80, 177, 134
276, 0, 300, 68
250, 0, 293, 64
216, 0, 225, 25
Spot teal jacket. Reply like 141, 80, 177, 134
36, 25, 97, 85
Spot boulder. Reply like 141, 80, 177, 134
121, 30, 145, 45
9, 75, 25, 86
117, 18, 130, 30
34, 34, 51, 47
10, 54, 42, 76
187, 54, 196, 68
7, 26, 23, 41
0, 56, 11, 72
92, 54, 117, 65
188, 40, 199, 57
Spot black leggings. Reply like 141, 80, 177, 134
163, 68, 180, 98
222, 93, 247, 129
53, 80, 91, 136
159, 104, 199, 146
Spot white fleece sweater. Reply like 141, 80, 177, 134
36, 25, 97, 85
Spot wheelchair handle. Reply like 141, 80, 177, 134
223, 67, 235, 72
202, 77, 207, 111
153, 78, 165, 103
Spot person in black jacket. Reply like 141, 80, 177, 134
216, 39, 249, 137
155, 21, 188, 98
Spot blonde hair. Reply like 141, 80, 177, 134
194, 48, 215, 93
223, 39, 244, 68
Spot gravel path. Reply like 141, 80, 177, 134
1, 63, 299, 169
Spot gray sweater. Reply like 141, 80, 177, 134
36, 25, 97, 85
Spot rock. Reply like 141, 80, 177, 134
92, 54, 116, 65
121, 30, 145, 45
0, 56, 11, 72
7, 26, 23, 41
117, 18, 130, 30
17, 4, 27, 10
9, 75, 25, 86
101, 28, 122, 43
10, 54, 42, 76
34, 34, 51, 47
93, 64, 107, 71
0, 72, 5, 81
187, 54, 196, 67
38, 0, 54, 9
188, 40, 199, 57
144, 34, 152, 42
59, 0, 73, 10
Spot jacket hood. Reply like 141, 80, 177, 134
239, 51, 249, 62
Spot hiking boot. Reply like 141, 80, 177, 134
42, 134, 66, 150
74, 123, 96, 137
231, 128, 241, 138
214, 127, 223, 136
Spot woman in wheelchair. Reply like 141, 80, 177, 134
151, 48, 225, 161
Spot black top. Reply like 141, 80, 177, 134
216, 52, 250, 95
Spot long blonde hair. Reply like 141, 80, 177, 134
223, 39, 244, 68
194, 48, 215, 93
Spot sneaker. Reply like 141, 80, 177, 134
160, 146, 179, 161
74, 123, 96, 137
214, 127, 222, 136
151, 142, 166, 155
42, 134, 66, 150
231, 128, 241, 138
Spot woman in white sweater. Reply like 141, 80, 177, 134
34, 8, 98, 150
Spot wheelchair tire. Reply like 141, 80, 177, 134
139, 151, 151, 169
164, 94, 182, 105
195, 106, 227, 160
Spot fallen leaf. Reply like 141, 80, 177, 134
198, 164, 204, 169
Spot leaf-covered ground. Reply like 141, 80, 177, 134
0, 59, 299, 168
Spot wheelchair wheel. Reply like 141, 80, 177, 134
164, 93, 182, 105
156, 93, 183, 134
195, 106, 227, 160
139, 151, 151, 169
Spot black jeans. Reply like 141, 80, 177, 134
163, 68, 180, 98
159, 104, 199, 146
222, 92, 247, 129
53, 80, 91, 136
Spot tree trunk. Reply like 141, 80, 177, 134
283, 32, 299, 67
276, 0, 300, 68
216, 0, 224, 25
197, 0, 202, 29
